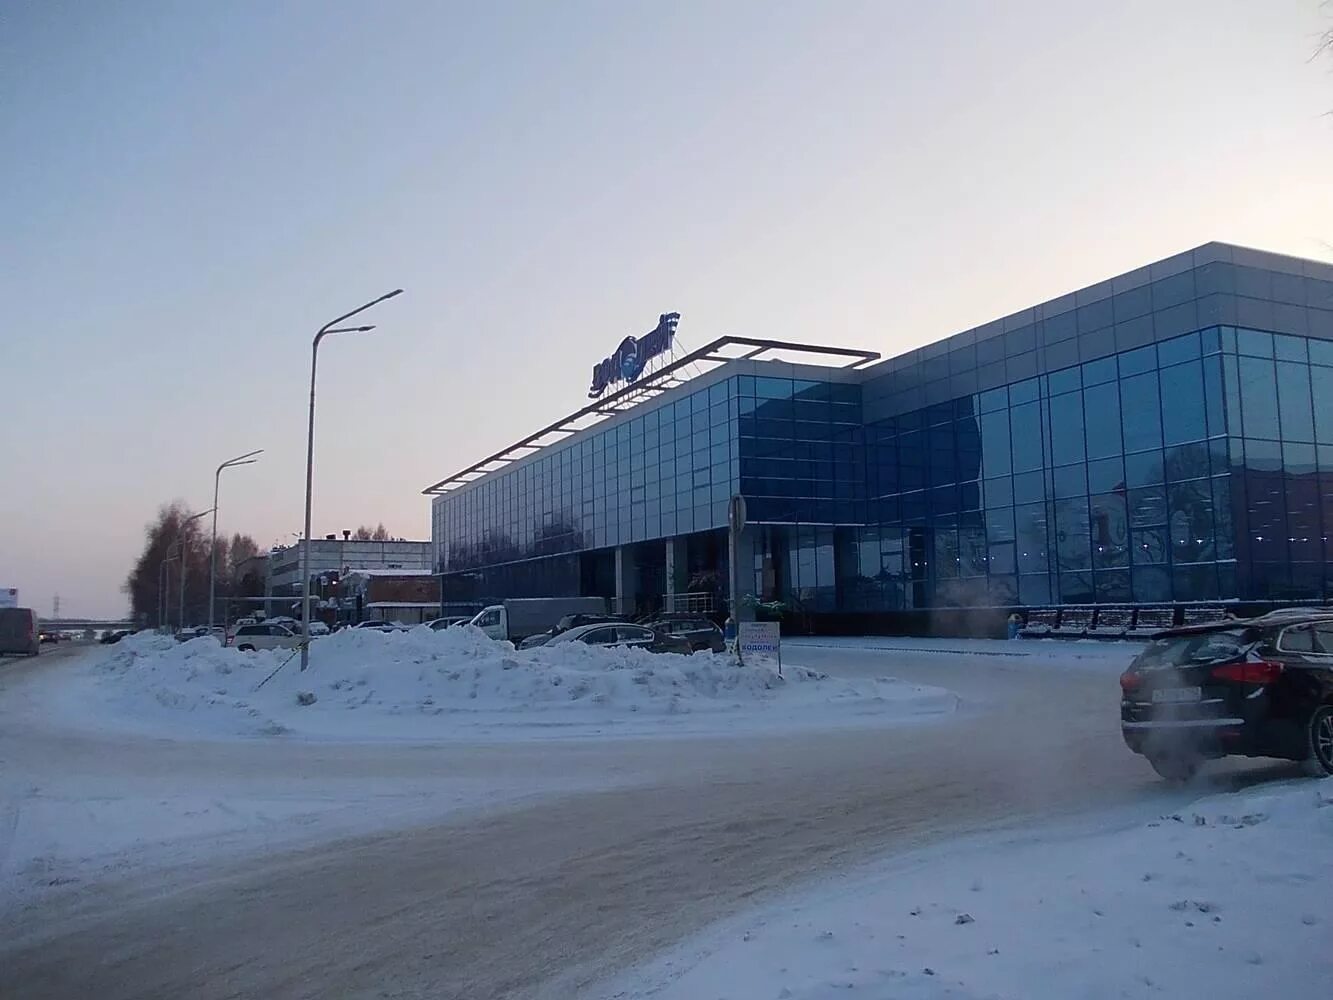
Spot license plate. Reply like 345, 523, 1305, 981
1152, 686, 1202, 704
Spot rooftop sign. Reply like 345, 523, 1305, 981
588, 312, 679, 398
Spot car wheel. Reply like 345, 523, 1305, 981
1301, 706, 1333, 777
237, 644, 255, 652
1147, 753, 1201, 783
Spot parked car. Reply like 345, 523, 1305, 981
517, 613, 625, 650
352, 620, 408, 632
545, 622, 692, 655
0, 607, 41, 656
230, 623, 302, 652
175, 626, 219, 641
307, 621, 330, 636
640, 615, 726, 653
1120, 609, 1333, 781
100, 629, 132, 645
426, 616, 472, 631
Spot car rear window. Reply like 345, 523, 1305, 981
1135, 628, 1257, 669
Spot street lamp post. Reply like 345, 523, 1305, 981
300, 289, 403, 671
209, 449, 263, 632
158, 554, 178, 630
176, 508, 214, 632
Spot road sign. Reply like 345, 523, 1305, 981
0, 588, 16, 609
738, 621, 782, 676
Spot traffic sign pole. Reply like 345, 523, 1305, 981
727, 494, 747, 665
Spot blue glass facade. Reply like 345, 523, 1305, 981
432, 243, 1333, 618
434, 376, 740, 569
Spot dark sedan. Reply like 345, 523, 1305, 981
641, 616, 726, 653
545, 622, 692, 655
1120, 609, 1333, 780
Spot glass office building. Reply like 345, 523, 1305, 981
429, 243, 1333, 627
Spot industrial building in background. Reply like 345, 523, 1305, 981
427, 244, 1333, 634
265, 536, 432, 608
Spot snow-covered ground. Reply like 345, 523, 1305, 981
2, 633, 959, 907
50, 628, 958, 741
598, 778, 1333, 1000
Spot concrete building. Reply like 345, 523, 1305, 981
426, 244, 1333, 632
266, 538, 433, 597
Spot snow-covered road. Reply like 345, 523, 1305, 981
0, 638, 1309, 1000
598, 779, 1333, 1000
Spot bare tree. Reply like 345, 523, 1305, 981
227, 533, 260, 579
123, 503, 211, 624
125, 509, 265, 626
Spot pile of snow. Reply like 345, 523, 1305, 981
603, 779, 1333, 999
69, 627, 956, 740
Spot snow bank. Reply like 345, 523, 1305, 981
602, 778, 1333, 999
71, 627, 956, 741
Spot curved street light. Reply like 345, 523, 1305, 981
301, 288, 403, 670
209, 449, 264, 632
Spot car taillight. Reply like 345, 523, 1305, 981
1211, 660, 1283, 685
1119, 671, 1141, 691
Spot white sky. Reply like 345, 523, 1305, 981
2, 0, 1331, 617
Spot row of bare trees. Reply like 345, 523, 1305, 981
124, 503, 263, 627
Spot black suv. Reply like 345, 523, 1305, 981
1120, 609, 1333, 781
640, 615, 726, 653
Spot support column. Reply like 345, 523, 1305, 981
615, 545, 638, 616
664, 538, 679, 610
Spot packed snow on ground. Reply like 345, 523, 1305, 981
59, 627, 956, 740
599, 778, 1333, 1000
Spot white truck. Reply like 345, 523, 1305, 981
469, 597, 608, 643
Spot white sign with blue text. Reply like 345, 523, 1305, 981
738, 621, 782, 674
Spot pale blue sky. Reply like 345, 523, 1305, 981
2, 1, 1330, 618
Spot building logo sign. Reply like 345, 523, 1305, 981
588, 312, 679, 398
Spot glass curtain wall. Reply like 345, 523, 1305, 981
840, 326, 1333, 609
736, 374, 864, 612
434, 377, 740, 575
435, 325, 1333, 611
